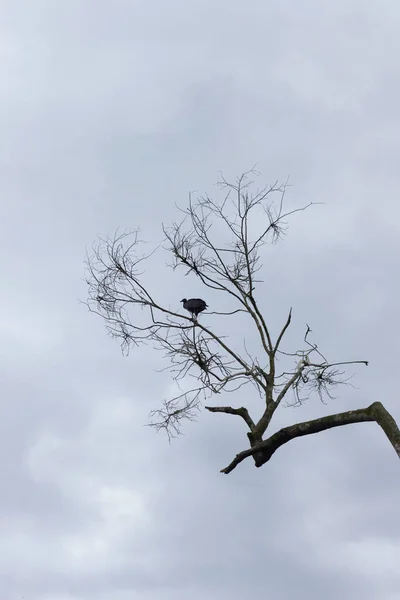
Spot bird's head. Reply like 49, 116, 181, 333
180, 298, 187, 304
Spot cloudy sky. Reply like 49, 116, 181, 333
1, 1, 400, 599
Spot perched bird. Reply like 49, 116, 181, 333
180, 298, 208, 318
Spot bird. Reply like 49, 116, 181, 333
180, 298, 208, 319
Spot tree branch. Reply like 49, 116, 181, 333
370, 402, 400, 457
205, 405, 255, 430
221, 402, 400, 474
273, 308, 292, 355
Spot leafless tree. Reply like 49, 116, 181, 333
85, 169, 400, 473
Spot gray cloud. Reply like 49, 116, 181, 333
1, 1, 399, 598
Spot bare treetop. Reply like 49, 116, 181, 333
85, 170, 399, 472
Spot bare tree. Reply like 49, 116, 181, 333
85, 170, 400, 473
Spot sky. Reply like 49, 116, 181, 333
1, 1, 400, 599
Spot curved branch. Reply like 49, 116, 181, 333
205, 405, 255, 430
221, 402, 400, 474
273, 308, 292, 355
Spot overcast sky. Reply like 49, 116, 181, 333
1, 1, 400, 599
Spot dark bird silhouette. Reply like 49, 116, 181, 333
180, 298, 208, 318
